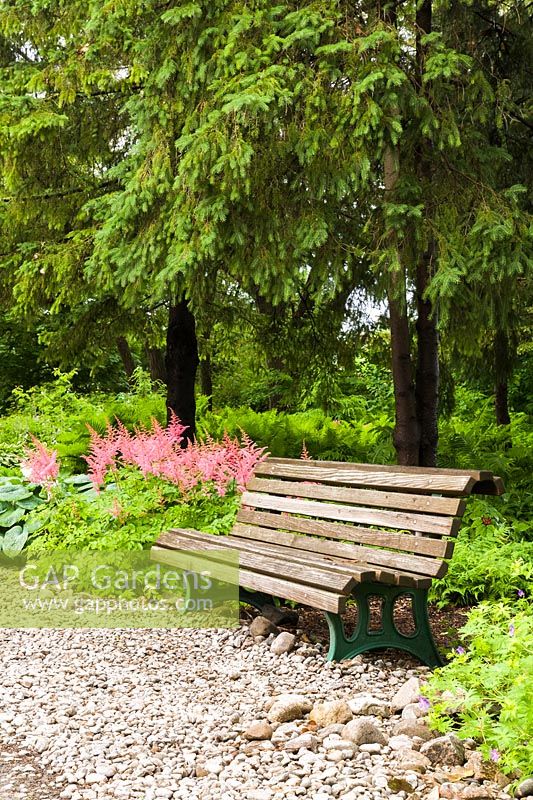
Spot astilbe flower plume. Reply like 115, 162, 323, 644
20, 437, 60, 488
83, 423, 121, 490
83, 416, 267, 496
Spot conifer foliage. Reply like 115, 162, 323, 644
0, 1, 531, 464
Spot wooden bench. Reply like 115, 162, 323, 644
152, 457, 504, 667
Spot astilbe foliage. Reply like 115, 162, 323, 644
83, 416, 267, 495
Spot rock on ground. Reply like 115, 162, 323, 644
0, 627, 514, 800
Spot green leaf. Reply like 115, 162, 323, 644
16, 496, 44, 510
2, 525, 29, 557
0, 507, 26, 527
0, 487, 33, 502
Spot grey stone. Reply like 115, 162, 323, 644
202, 757, 224, 775
267, 694, 312, 723
358, 743, 382, 754
270, 632, 296, 656
243, 720, 274, 741
348, 694, 389, 718
390, 677, 421, 713
392, 719, 434, 741
401, 702, 426, 720
34, 737, 50, 754
395, 747, 431, 773
283, 733, 318, 752
309, 700, 353, 727
420, 733, 466, 766
516, 779, 533, 798
249, 616, 279, 638
342, 717, 388, 746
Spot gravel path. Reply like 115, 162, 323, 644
0, 625, 514, 800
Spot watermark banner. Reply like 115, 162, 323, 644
0, 548, 239, 629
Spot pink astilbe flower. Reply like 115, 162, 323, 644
83, 423, 121, 489
81, 415, 267, 497
20, 437, 60, 488
300, 441, 312, 461
109, 497, 124, 519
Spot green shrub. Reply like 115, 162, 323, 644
26, 469, 238, 554
431, 499, 533, 606
427, 597, 533, 778
0, 370, 165, 472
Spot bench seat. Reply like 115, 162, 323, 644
152, 456, 504, 666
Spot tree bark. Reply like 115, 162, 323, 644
116, 336, 135, 379
388, 275, 420, 466
165, 298, 199, 443
145, 345, 167, 385
414, 0, 439, 467
494, 328, 511, 425
385, 145, 420, 466
380, 1, 420, 466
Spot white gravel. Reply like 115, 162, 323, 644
0, 626, 513, 800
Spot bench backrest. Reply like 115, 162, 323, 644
235, 457, 504, 585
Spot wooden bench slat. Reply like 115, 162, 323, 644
246, 477, 465, 516
156, 530, 358, 594
237, 569, 346, 613
255, 460, 475, 495
152, 545, 347, 614
153, 544, 345, 614
265, 457, 491, 480
242, 491, 459, 537
236, 509, 453, 556
232, 523, 447, 578
163, 526, 393, 584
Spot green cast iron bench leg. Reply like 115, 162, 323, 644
323, 582, 443, 668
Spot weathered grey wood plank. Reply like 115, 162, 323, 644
163, 526, 387, 584
154, 542, 345, 613
242, 491, 459, 536
157, 530, 357, 594
231, 523, 447, 578
246, 477, 465, 516
255, 460, 475, 495
236, 509, 454, 555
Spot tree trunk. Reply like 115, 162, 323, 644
380, 0, 420, 465
165, 298, 199, 443
116, 336, 135, 379
494, 328, 511, 425
254, 293, 287, 409
145, 346, 167, 385
414, 0, 439, 467
389, 277, 420, 466
415, 247, 439, 465
200, 354, 213, 410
